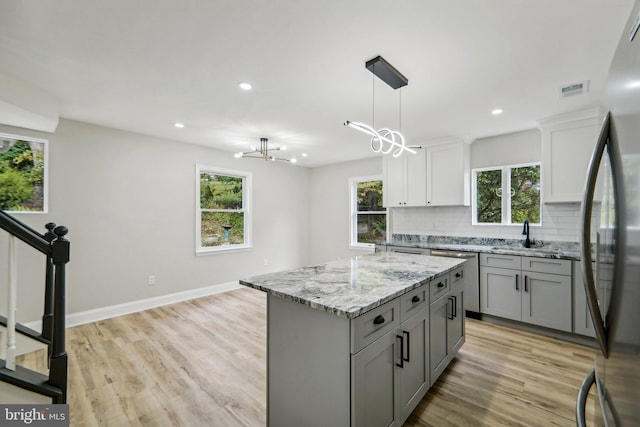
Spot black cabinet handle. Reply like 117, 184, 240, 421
437, 281, 445, 288
448, 297, 455, 320
373, 315, 385, 325
403, 330, 410, 363
411, 295, 420, 303
452, 295, 457, 318
524, 275, 528, 292
396, 334, 404, 368
455, 271, 463, 278
515, 274, 519, 291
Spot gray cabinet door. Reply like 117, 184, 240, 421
521, 271, 572, 332
447, 287, 465, 354
429, 294, 449, 385
480, 266, 521, 321
351, 330, 400, 427
398, 310, 429, 421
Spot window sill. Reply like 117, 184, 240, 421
196, 244, 252, 256
349, 244, 376, 251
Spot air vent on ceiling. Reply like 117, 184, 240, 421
559, 80, 589, 98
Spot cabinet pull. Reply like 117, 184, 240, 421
437, 281, 445, 289
448, 297, 455, 320
515, 274, 519, 291
452, 295, 457, 318
373, 315, 385, 325
455, 271, 463, 279
524, 275, 528, 292
411, 295, 420, 303
396, 334, 404, 368
403, 330, 410, 363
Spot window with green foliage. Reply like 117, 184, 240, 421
196, 165, 251, 253
0, 133, 48, 213
473, 163, 541, 225
350, 176, 386, 248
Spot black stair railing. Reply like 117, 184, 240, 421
0, 209, 70, 403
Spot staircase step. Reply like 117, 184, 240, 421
0, 358, 62, 400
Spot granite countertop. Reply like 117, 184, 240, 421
239, 252, 464, 319
382, 234, 581, 260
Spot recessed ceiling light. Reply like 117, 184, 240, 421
290, 158, 297, 164
238, 82, 252, 91
301, 153, 308, 157
491, 108, 504, 115
174, 122, 185, 128
627, 80, 640, 89
280, 146, 287, 151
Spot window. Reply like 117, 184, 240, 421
0, 133, 48, 213
350, 176, 386, 248
196, 165, 251, 253
472, 163, 541, 225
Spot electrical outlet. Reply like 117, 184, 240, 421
148, 275, 156, 286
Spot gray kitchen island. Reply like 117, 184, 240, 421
240, 252, 466, 427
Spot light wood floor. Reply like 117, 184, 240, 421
18, 287, 602, 426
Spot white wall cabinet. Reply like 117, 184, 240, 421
480, 254, 572, 332
383, 140, 470, 207
425, 141, 470, 206
539, 110, 603, 203
382, 149, 427, 207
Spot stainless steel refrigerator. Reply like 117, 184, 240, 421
577, 1, 640, 425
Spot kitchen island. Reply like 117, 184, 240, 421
240, 252, 466, 427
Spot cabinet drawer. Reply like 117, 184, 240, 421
522, 257, 571, 276
430, 273, 449, 302
351, 299, 400, 354
450, 266, 465, 289
400, 285, 429, 321
480, 253, 521, 270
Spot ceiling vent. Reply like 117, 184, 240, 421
559, 80, 589, 98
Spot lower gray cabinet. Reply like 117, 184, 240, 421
398, 309, 429, 421
351, 306, 429, 427
480, 254, 572, 332
352, 328, 399, 427
430, 280, 465, 385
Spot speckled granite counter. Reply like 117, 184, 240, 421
239, 252, 464, 318
381, 234, 581, 260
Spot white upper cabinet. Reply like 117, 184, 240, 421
539, 109, 603, 203
383, 149, 427, 207
383, 140, 470, 208
425, 141, 470, 206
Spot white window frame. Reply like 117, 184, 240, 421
0, 132, 49, 214
195, 164, 252, 254
472, 162, 541, 226
349, 175, 386, 249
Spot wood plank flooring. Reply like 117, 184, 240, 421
18, 287, 602, 426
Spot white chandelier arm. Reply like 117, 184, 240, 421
345, 121, 416, 156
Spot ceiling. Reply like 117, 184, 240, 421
0, 0, 634, 167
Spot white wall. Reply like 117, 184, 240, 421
308, 156, 381, 264
391, 129, 582, 243
0, 119, 309, 322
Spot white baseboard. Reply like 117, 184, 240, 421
24, 281, 241, 331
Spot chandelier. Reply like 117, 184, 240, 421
234, 138, 297, 163
345, 55, 416, 157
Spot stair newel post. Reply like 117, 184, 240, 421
49, 225, 69, 404
42, 222, 57, 343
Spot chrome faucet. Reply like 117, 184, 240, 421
522, 220, 531, 248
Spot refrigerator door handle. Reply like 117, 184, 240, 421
576, 369, 596, 427
580, 111, 610, 359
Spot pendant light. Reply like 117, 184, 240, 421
345, 56, 415, 157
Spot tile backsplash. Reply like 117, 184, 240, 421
391, 203, 581, 243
